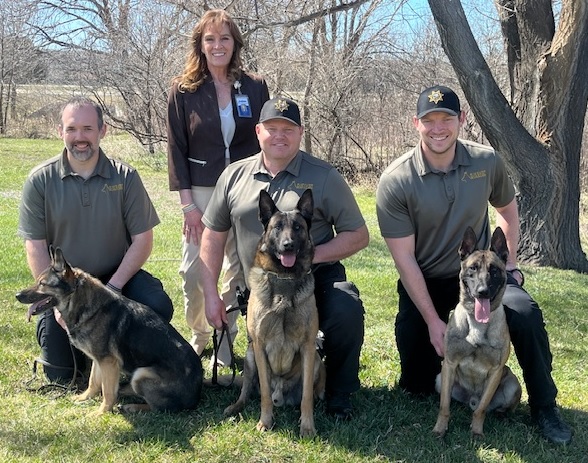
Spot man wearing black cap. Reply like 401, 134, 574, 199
375, 85, 572, 444
200, 97, 369, 420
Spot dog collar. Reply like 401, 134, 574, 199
251, 267, 312, 280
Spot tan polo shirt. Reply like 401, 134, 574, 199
18, 149, 159, 277
376, 139, 515, 279
202, 150, 365, 280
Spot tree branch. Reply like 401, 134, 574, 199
494, 0, 520, 103
538, 0, 588, 143
427, 0, 542, 178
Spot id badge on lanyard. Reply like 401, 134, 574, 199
235, 94, 252, 118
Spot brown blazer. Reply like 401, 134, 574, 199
167, 72, 270, 190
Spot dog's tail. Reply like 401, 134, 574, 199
469, 396, 480, 410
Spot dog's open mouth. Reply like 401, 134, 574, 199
474, 298, 491, 324
278, 251, 297, 268
26, 297, 55, 322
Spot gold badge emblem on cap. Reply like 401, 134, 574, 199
274, 98, 289, 113
428, 90, 444, 105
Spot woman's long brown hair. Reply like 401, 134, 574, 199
175, 9, 244, 93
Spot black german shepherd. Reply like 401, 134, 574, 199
223, 189, 326, 438
16, 247, 203, 415
433, 227, 521, 438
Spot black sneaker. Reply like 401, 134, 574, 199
326, 391, 353, 421
531, 406, 572, 445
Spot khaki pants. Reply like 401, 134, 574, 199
179, 186, 244, 363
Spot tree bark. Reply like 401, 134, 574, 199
427, 0, 588, 271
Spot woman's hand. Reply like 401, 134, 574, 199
183, 207, 204, 245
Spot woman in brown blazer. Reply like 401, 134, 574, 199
167, 9, 269, 366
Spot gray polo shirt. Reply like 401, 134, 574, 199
376, 139, 515, 279
18, 149, 159, 277
202, 150, 365, 280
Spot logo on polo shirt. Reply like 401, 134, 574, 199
102, 183, 123, 192
461, 170, 487, 182
288, 180, 314, 191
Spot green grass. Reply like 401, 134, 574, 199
1, 137, 586, 463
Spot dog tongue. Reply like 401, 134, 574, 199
280, 253, 296, 268
26, 297, 52, 322
26, 305, 36, 322
474, 298, 490, 324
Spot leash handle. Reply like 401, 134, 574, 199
211, 330, 219, 385
211, 286, 249, 386
25, 342, 82, 395
211, 323, 237, 386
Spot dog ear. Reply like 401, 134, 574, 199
296, 189, 314, 229
459, 226, 478, 260
490, 227, 509, 263
51, 247, 73, 275
51, 247, 66, 272
258, 189, 278, 228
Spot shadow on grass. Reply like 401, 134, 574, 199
1, 378, 586, 462
318, 386, 588, 463
154, 383, 587, 463
115, 409, 203, 452
113, 370, 243, 452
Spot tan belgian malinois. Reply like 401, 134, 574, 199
223, 189, 325, 438
433, 227, 522, 438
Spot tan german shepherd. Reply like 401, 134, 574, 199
433, 227, 522, 438
223, 189, 326, 438
16, 247, 203, 415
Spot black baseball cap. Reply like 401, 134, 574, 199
259, 97, 301, 126
416, 85, 461, 118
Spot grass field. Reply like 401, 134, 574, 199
0, 137, 586, 463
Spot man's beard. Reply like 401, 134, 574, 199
67, 142, 96, 161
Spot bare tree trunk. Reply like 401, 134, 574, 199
428, 0, 588, 271
0, 82, 5, 135
302, 19, 322, 154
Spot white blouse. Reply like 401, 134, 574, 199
219, 102, 235, 167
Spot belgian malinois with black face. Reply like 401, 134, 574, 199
223, 189, 325, 438
16, 247, 203, 415
433, 227, 522, 438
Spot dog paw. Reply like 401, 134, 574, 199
433, 414, 449, 438
256, 420, 273, 432
73, 393, 94, 403
432, 430, 447, 438
470, 422, 485, 439
471, 416, 486, 438
432, 425, 447, 438
73, 386, 101, 402
223, 403, 243, 417
120, 403, 151, 413
299, 425, 317, 439
471, 431, 485, 440
87, 408, 107, 417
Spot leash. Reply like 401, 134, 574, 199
26, 286, 250, 391
24, 342, 85, 397
210, 286, 248, 387
211, 323, 236, 386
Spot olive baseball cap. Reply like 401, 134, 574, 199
416, 85, 461, 118
259, 97, 301, 126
